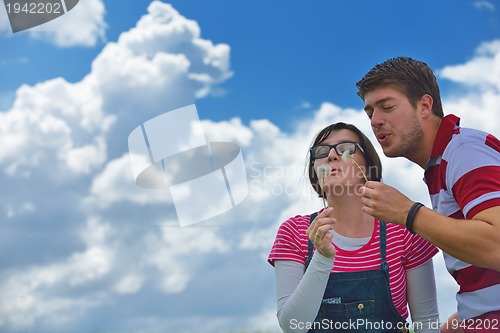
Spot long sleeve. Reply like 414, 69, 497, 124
274, 252, 334, 333
406, 258, 440, 333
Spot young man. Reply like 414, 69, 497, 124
356, 57, 500, 332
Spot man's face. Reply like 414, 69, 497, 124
363, 86, 423, 159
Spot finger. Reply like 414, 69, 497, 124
308, 208, 333, 231
322, 229, 334, 242
314, 218, 337, 233
360, 185, 373, 198
314, 227, 334, 243
363, 180, 374, 189
364, 180, 381, 189
313, 229, 324, 240
314, 222, 334, 235
361, 205, 376, 218
317, 224, 334, 235
318, 206, 334, 218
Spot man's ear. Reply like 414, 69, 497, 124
419, 94, 434, 118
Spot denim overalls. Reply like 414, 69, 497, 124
305, 213, 409, 333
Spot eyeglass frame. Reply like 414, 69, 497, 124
309, 141, 365, 160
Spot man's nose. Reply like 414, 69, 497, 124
370, 109, 384, 129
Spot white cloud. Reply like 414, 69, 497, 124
246, 308, 282, 332
91, 1, 232, 119
145, 225, 228, 294
0, 77, 114, 177
3, 2, 500, 332
114, 274, 144, 295
473, 0, 496, 11
202, 118, 253, 147
0, 0, 106, 47
28, 0, 106, 47
0, 2, 235, 332
0, 218, 114, 330
439, 39, 500, 137
6, 201, 35, 218
86, 153, 173, 208
64, 136, 107, 174
439, 39, 500, 92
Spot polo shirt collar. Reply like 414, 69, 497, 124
430, 114, 461, 158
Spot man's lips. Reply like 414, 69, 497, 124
377, 132, 391, 145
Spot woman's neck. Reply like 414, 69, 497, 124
326, 191, 374, 238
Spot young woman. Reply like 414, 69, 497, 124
268, 122, 439, 333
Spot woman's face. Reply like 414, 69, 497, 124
313, 129, 367, 194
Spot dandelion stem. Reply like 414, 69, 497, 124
351, 158, 369, 183
342, 151, 368, 183
322, 173, 328, 209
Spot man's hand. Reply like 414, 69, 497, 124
360, 181, 415, 226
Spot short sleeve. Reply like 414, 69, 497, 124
446, 134, 500, 219
267, 215, 309, 267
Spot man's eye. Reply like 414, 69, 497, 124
382, 105, 394, 110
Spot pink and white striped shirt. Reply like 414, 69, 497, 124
268, 215, 438, 318
424, 114, 500, 320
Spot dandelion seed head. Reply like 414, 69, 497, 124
317, 164, 331, 176
341, 151, 351, 161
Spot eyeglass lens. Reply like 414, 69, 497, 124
312, 142, 356, 159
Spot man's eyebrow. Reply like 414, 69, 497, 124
363, 97, 394, 111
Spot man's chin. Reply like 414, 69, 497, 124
381, 146, 400, 158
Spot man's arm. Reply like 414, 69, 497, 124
361, 181, 500, 271
413, 205, 500, 271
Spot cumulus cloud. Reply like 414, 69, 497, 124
0, 2, 235, 332
28, 0, 106, 47
439, 39, 500, 137
473, 0, 496, 12
0, 77, 113, 177
0, 218, 113, 330
0, 0, 106, 47
2, 1, 500, 332
439, 40, 500, 92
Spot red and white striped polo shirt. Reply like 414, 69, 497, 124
424, 114, 500, 320
268, 215, 438, 319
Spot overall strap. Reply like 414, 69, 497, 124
379, 219, 390, 273
305, 212, 319, 270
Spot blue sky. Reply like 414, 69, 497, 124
0, 1, 499, 332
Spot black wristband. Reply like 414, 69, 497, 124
406, 202, 424, 234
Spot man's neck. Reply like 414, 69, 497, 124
413, 116, 442, 169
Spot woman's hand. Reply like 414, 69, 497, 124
306, 207, 337, 258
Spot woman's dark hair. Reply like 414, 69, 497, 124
308, 122, 382, 197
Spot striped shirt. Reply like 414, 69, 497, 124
424, 114, 500, 320
268, 214, 438, 319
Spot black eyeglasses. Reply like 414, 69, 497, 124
310, 141, 365, 159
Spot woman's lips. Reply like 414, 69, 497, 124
327, 167, 340, 176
